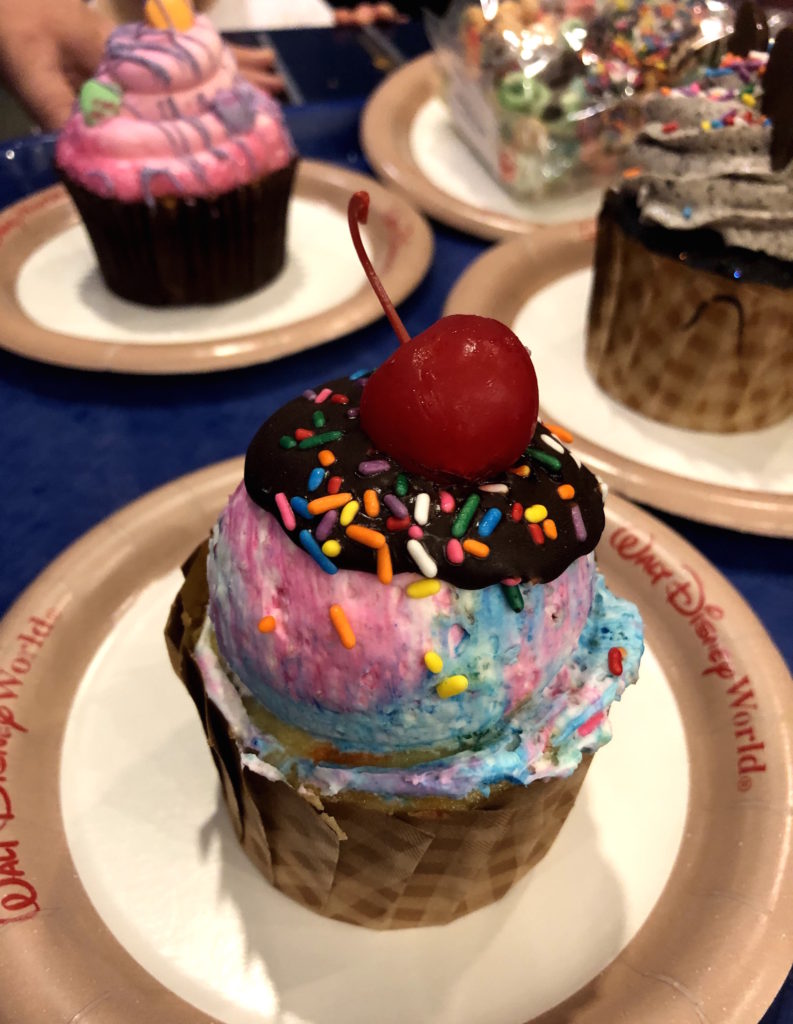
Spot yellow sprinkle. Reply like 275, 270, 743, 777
525, 504, 548, 524
424, 650, 443, 674
544, 422, 574, 444
462, 538, 490, 558
557, 484, 575, 500
509, 464, 530, 478
339, 500, 359, 527
363, 488, 380, 517
307, 492, 352, 515
258, 615, 276, 633
406, 579, 441, 599
436, 675, 468, 699
322, 540, 341, 557
701, 119, 712, 132
741, 92, 756, 108
543, 519, 558, 540
377, 544, 393, 585
329, 604, 355, 649
318, 449, 336, 467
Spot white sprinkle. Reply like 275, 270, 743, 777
407, 538, 437, 578
414, 492, 430, 525
541, 433, 565, 454
479, 483, 508, 494
570, 450, 582, 468
600, 480, 609, 500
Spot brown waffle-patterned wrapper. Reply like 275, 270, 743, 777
165, 544, 591, 930
586, 205, 793, 432
62, 159, 297, 306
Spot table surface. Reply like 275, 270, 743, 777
0, 24, 791, 1024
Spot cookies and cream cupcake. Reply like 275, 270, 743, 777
587, 18, 793, 432
166, 192, 644, 929
56, 2, 297, 306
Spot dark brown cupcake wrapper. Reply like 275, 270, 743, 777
165, 543, 592, 930
586, 205, 793, 432
62, 159, 297, 307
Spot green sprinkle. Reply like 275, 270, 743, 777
312, 410, 326, 429
451, 494, 480, 538
395, 473, 409, 497
501, 584, 524, 613
298, 430, 343, 449
525, 447, 562, 472
279, 435, 297, 449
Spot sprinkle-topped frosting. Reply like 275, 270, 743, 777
56, 15, 294, 204
620, 47, 793, 262
244, 374, 604, 590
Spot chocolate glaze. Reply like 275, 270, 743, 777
604, 190, 793, 288
762, 27, 793, 171
244, 376, 605, 589
728, 1, 768, 58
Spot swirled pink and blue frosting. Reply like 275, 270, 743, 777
56, 16, 294, 205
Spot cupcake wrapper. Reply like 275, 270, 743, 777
586, 207, 793, 432
62, 159, 297, 307
165, 544, 592, 930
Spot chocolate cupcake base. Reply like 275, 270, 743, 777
63, 159, 297, 307
165, 545, 592, 930
587, 201, 793, 432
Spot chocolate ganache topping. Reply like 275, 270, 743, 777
244, 373, 604, 590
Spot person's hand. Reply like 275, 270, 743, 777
228, 44, 285, 95
0, 0, 113, 131
334, 3, 407, 27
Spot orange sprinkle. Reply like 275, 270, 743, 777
258, 615, 276, 633
544, 423, 574, 444
329, 604, 356, 649
307, 492, 352, 514
462, 538, 490, 559
346, 524, 386, 549
557, 484, 575, 500
622, 166, 641, 179
376, 544, 393, 584
318, 449, 336, 467
543, 519, 558, 540
509, 465, 530, 478
363, 488, 380, 517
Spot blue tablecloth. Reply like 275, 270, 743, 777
0, 27, 791, 1023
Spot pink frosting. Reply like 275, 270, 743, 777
206, 485, 596, 754
55, 16, 294, 203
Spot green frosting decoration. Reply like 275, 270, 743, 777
80, 79, 123, 127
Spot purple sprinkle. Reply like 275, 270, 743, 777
359, 459, 391, 475
384, 494, 408, 519
303, 389, 317, 400
346, 407, 360, 419
316, 509, 338, 542
571, 503, 587, 542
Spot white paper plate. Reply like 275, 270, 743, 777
445, 229, 793, 536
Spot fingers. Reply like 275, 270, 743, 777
9, 54, 77, 130
240, 69, 286, 95
64, 7, 115, 82
335, 3, 407, 26
228, 44, 278, 72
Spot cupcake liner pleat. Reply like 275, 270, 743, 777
586, 208, 793, 432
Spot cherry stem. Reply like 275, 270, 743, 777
348, 191, 411, 346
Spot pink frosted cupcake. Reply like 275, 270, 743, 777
55, 7, 297, 306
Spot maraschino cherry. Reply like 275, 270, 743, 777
349, 191, 539, 483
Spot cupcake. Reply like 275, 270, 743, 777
586, 18, 793, 432
55, 1, 297, 306
166, 192, 644, 929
